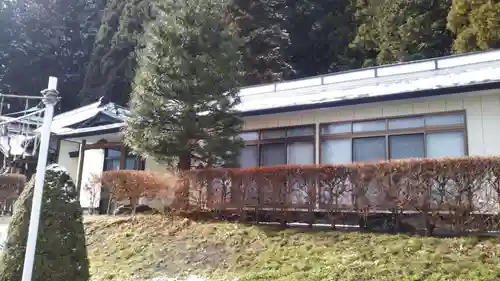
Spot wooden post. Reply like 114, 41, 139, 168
75, 139, 86, 194
119, 145, 126, 169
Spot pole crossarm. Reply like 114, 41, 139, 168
0, 108, 44, 127
0, 94, 45, 100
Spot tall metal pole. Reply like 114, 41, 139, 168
21, 77, 59, 281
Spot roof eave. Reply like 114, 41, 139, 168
56, 126, 123, 140
241, 81, 500, 117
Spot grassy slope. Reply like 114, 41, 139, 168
85, 215, 500, 281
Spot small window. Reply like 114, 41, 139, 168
106, 149, 121, 158
287, 142, 314, 164
389, 134, 425, 159
261, 129, 286, 139
321, 123, 352, 135
426, 132, 465, 158
260, 143, 286, 166
389, 117, 424, 130
425, 114, 464, 126
238, 145, 258, 168
125, 156, 138, 170
321, 139, 352, 164
239, 132, 259, 141
353, 137, 386, 162
353, 120, 386, 133
104, 149, 121, 171
287, 127, 315, 137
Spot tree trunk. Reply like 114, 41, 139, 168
174, 151, 192, 212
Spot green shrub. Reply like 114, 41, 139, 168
0, 164, 89, 281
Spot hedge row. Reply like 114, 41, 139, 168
94, 157, 500, 234
96, 170, 183, 214
184, 157, 500, 233
0, 174, 26, 215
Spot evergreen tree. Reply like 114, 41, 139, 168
125, 0, 244, 170
79, 0, 153, 105
0, 164, 89, 281
283, 0, 359, 78
230, 0, 294, 86
447, 0, 500, 53
352, 0, 452, 66
0, 0, 104, 112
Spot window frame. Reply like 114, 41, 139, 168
239, 125, 316, 167
319, 111, 468, 163
103, 147, 145, 171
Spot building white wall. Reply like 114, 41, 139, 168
243, 90, 500, 157
57, 140, 80, 181
59, 89, 500, 211
79, 148, 105, 208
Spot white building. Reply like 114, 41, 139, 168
53, 49, 500, 213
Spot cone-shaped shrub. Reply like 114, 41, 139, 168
0, 164, 89, 281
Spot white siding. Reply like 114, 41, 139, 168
243, 90, 500, 157
57, 141, 80, 181
79, 149, 105, 209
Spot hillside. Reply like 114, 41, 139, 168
85, 215, 500, 281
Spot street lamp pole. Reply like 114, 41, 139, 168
21, 77, 59, 281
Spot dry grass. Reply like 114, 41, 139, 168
85, 215, 500, 281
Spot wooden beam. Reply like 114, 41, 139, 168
54, 137, 61, 164
84, 142, 122, 150
76, 139, 86, 194
119, 146, 126, 169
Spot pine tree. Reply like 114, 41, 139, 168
0, 164, 89, 281
352, 0, 452, 66
230, 0, 294, 86
447, 0, 500, 53
0, 0, 104, 112
79, 0, 153, 106
283, 0, 359, 78
125, 0, 244, 170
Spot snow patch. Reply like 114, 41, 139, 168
46, 163, 68, 173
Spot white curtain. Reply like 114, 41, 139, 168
321, 139, 352, 164
426, 132, 465, 158
287, 142, 314, 164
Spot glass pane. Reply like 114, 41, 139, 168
353, 137, 386, 162
389, 117, 424, 130
105, 159, 120, 171
238, 145, 258, 168
426, 132, 465, 158
425, 114, 464, 126
287, 142, 314, 164
106, 149, 121, 158
239, 132, 259, 141
321, 123, 351, 135
260, 143, 286, 166
353, 120, 386, 132
389, 134, 425, 159
287, 127, 315, 137
125, 157, 137, 170
261, 129, 286, 139
320, 139, 352, 164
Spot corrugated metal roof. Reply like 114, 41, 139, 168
237, 49, 500, 113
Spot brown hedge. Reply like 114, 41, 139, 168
98, 170, 176, 214
0, 174, 26, 201
185, 157, 500, 233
